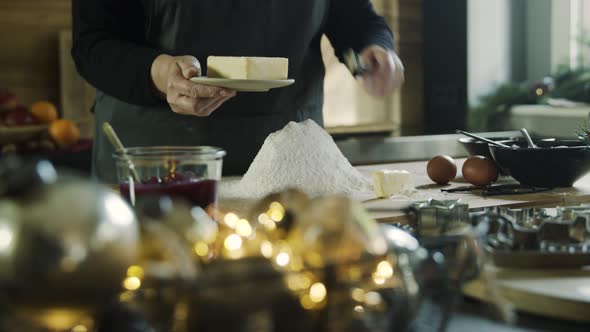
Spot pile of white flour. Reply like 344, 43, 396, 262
220, 120, 372, 199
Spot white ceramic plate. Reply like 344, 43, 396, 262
190, 77, 295, 92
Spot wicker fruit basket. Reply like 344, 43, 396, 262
0, 124, 49, 145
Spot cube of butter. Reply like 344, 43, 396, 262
207, 56, 289, 80
372, 170, 415, 198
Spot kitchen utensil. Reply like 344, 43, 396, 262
474, 206, 590, 268
113, 146, 226, 209
403, 200, 498, 330
458, 136, 557, 175
519, 128, 537, 148
489, 139, 590, 188
102, 122, 139, 182
190, 77, 295, 92
442, 183, 552, 196
344, 49, 370, 77
458, 136, 513, 159
455, 130, 512, 149
405, 199, 470, 236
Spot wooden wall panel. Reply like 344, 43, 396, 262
373, 0, 424, 135
396, 0, 424, 135
0, 0, 72, 109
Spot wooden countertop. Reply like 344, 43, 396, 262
363, 160, 590, 322
357, 159, 590, 223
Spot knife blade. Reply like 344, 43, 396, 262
344, 49, 370, 77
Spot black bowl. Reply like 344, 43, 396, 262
459, 137, 513, 159
489, 139, 590, 188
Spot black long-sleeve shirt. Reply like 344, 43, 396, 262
72, 0, 394, 107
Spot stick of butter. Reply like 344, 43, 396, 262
372, 170, 415, 198
207, 56, 289, 80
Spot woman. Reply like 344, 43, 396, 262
72, 0, 404, 182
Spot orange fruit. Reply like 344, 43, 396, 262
30, 101, 58, 124
48, 119, 80, 146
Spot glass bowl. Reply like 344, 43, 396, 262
114, 146, 226, 209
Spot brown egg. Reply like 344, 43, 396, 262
427, 155, 457, 185
462, 155, 498, 187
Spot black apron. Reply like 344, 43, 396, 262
93, 0, 329, 182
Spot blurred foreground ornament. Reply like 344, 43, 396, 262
124, 192, 510, 332
152, 190, 429, 332
0, 159, 483, 332
0, 156, 140, 331
404, 200, 515, 329
249, 189, 311, 239
404, 199, 485, 284
288, 196, 387, 269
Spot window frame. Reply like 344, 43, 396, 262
525, 0, 589, 77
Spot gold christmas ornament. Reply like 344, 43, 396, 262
0, 170, 140, 331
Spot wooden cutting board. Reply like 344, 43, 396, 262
463, 267, 590, 322
357, 160, 590, 222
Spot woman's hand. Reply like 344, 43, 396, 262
359, 45, 405, 97
151, 55, 236, 117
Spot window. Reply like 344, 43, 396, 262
541, 0, 590, 72
570, 0, 590, 68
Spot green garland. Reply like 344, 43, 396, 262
468, 66, 590, 131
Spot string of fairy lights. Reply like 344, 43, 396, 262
120, 197, 402, 316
